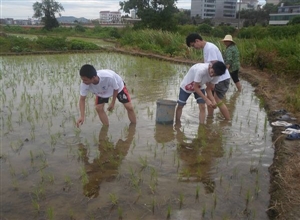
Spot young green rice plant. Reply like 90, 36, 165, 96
202, 203, 206, 217
46, 206, 54, 220
109, 193, 119, 206
151, 197, 156, 213
32, 199, 40, 213
80, 166, 88, 185
179, 192, 184, 209
118, 206, 123, 220
21, 169, 28, 177
245, 189, 251, 207
139, 155, 148, 170
229, 146, 233, 158
195, 184, 200, 200
239, 177, 244, 194
48, 174, 55, 184
12, 178, 19, 190
213, 193, 217, 209
149, 179, 157, 194
167, 205, 172, 219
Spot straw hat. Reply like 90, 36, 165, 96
221, 35, 235, 43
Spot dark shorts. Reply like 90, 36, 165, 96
214, 79, 230, 100
95, 85, 131, 104
177, 88, 206, 106
230, 69, 240, 83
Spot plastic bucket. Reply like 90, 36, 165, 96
156, 99, 177, 124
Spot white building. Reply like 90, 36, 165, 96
99, 11, 121, 23
130, 9, 137, 19
266, 0, 280, 5
269, 4, 300, 25
191, 0, 237, 19
236, 0, 259, 12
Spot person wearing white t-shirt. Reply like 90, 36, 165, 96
76, 64, 136, 126
175, 61, 227, 124
186, 33, 231, 120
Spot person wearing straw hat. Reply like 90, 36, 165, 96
186, 33, 231, 121
221, 34, 242, 92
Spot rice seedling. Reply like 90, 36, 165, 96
118, 206, 123, 220
151, 197, 156, 213
139, 155, 148, 170
46, 206, 54, 220
202, 203, 206, 217
167, 205, 172, 219
179, 192, 184, 209
109, 193, 119, 206
245, 189, 251, 207
32, 199, 40, 213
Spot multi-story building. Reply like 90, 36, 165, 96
269, 4, 300, 25
266, 0, 280, 5
236, 0, 259, 12
191, 0, 237, 19
99, 11, 121, 23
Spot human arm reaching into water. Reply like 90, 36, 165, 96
107, 89, 118, 112
205, 82, 217, 109
76, 95, 86, 127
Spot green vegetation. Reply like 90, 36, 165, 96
120, 0, 178, 31
1, 22, 299, 110
33, 0, 64, 30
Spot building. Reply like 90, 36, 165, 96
236, 0, 259, 12
191, 0, 237, 19
269, 4, 300, 25
266, 0, 280, 5
130, 9, 137, 19
99, 11, 122, 23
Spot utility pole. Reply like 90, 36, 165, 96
238, 0, 241, 29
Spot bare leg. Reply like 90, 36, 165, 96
235, 81, 242, 92
215, 95, 230, 120
175, 104, 183, 122
207, 106, 214, 118
123, 102, 137, 124
95, 103, 109, 126
198, 103, 206, 124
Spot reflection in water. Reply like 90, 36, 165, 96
154, 124, 175, 143
79, 124, 136, 198
175, 123, 224, 194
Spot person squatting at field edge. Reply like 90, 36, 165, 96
76, 64, 136, 127
175, 61, 227, 124
186, 33, 231, 120
221, 34, 242, 92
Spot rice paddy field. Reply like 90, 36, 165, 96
1, 53, 273, 219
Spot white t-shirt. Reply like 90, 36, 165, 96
180, 63, 219, 93
80, 69, 124, 98
203, 42, 231, 82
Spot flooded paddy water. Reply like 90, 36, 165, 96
1, 53, 273, 219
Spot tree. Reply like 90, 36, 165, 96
119, 0, 178, 31
33, 0, 64, 30
288, 15, 300, 25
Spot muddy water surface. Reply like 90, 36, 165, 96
1, 53, 273, 219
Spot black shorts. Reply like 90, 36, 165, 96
230, 69, 240, 83
95, 85, 131, 104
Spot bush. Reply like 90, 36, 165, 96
68, 39, 99, 50
197, 24, 212, 35
36, 36, 68, 51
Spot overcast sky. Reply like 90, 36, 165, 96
1, 0, 192, 19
